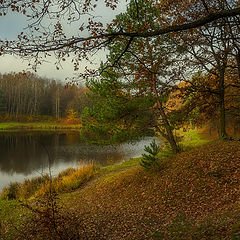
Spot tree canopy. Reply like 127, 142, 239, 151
0, 0, 239, 73
0, 0, 239, 152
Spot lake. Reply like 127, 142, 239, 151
0, 131, 159, 191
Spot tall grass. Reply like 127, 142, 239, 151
1, 182, 20, 200
1, 163, 97, 200
36, 164, 97, 196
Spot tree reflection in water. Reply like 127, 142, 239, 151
0, 132, 159, 191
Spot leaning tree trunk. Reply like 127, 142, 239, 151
157, 101, 181, 154
151, 73, 180, 154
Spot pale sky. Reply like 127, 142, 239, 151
0, 1, 128, 82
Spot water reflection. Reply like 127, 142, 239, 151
0, 132, 159, 191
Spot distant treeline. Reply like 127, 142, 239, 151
0, 72, 90, 119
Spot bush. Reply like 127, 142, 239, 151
57, 167, 76, 178
1, 182, 20, 200
11, 185, 82, 240
62, 109, 81, 125
18, 175, 50, 199
1, 164, 96, 200
140, 139, 161, 170
35, 164, 96, 196
54, 164, 96, 192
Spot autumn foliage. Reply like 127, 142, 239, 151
3, 139, 240, 239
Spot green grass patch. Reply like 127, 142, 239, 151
0, 122, 82, 131
0, 199, 29, 239
178, 129, 210, 150
100, 157, 141, 173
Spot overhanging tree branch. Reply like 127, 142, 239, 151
100, 36, 134, 73
92, 7, 240, 39
4, 7, 240, 54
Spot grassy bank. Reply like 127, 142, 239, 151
1, 164, 97, 200
1, 131, 240, 239
0, 122, 82, 131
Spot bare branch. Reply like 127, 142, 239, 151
4, 7, 240, 54
100, 36, 134, 73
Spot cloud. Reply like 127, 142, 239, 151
0, 1, 128, 81
0, 54, 87, 82
0, 49, 109, 82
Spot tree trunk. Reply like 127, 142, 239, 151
236, 50, 240, 78
157, 101, 181, 154
151, 73, 180, 154
146, 39, 180, 154
55, 88, 60, 120
208, 123, 212, 136
219, 95, 227, 138
218, 73, 227, 139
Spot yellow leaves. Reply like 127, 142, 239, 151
63, 108, 81, 125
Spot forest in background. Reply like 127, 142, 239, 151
0, 72, 90, 122
0, 0, 238, 153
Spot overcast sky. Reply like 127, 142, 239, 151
0, 1, 128, 82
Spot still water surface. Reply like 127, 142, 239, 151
0, 131, 159, 191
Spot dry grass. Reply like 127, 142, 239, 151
36, 164, 97, 196
1, 164, 97, 200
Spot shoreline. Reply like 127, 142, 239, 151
0, 122, 82, 131
2, 136, 240, 239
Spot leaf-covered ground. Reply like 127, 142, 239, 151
1, 139, 240, 239
61, 140, 240, 239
